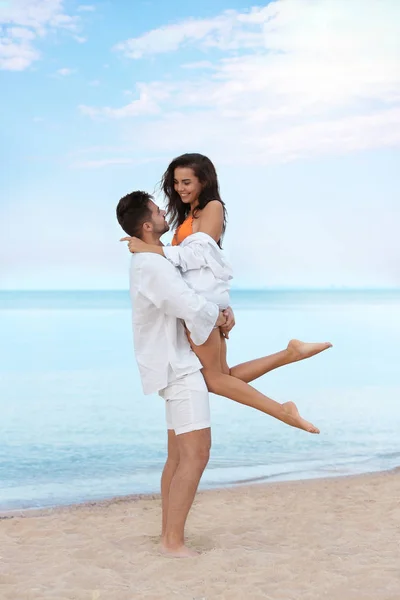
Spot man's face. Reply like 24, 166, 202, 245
148, 201, 169, 235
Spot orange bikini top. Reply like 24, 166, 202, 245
172, 215, 193, 246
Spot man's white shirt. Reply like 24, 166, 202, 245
129, 253, 219, 395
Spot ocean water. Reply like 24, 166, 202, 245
1, 290, 399, 511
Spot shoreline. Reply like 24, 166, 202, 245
2, 463, 398, 520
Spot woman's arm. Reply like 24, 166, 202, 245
121, 234, 218, 273
195, 200, 224, 242
121, 236, 165, 256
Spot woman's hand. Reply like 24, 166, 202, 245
120, 236, 149, 254
120, 237, 165, 257
220, 307, 235, 339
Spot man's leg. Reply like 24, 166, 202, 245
161, 429, 180, 539
160, 371, 211, 558
162, 427, 211, 558
226, 339, 332, 384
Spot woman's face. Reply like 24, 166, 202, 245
173, 167, 203, 205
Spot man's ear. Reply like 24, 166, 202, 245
142, 221, 153, 233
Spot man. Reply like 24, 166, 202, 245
117, 190, 230, 559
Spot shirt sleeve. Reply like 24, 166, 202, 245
136, 255, 219, 346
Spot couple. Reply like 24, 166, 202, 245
116, 153, 332, 559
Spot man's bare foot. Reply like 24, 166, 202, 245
160, 543, 199, 559
281, 401, 320, 434
287, 339, 332, 362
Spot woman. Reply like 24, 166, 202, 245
123, 153, 331, 433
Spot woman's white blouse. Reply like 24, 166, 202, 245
163, 232, 233, 308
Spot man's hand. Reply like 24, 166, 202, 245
216, 310, 227, 328
220, 307, 235, 339
120, 236, 148, 254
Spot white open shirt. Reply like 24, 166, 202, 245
129, 253, 219, 395
163, 232, 233, 308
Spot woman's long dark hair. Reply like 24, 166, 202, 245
161, 153, 227, 246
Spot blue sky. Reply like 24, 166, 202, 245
1, 0, 399, 290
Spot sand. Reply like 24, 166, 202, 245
1, 470, 399, 600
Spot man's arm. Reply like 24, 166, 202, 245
135, 255, 222, 346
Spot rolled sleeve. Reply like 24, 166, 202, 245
188, 301, 219, 346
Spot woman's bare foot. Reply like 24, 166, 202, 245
160, 543, 199, 559
281, 401, 320, 434
287, 339, 332, 362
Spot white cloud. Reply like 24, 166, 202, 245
84, 0, 400, 165
0, 0, 80, 71
0, 36, 39, 71
114, 7, 265, 59
6, 27, 36, 40
80, 82, 173, 118
57, 67, 75, 76
181, 60, 215, 70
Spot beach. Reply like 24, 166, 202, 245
1, 470, 399, 600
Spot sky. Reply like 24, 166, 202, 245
0, 0, 399, 290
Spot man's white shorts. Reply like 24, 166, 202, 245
158, 371, 210, 435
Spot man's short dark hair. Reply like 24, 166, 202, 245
116, 191, 153, 238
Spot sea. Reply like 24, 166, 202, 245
1, 289, 399, 511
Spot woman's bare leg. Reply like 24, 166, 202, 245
219, 332, 230, 375
202, 369, 319, 433
229, 340, 332, 383
190, 328, 224, 371
189, 332, 319, 434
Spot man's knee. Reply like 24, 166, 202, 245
194, 442, 210, 468
166, 455, 180, 470
178, 428, 211, 469
167, 444, 180, 465
188, 448, 210, 472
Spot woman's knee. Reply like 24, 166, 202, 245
202, 368, 223, 393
